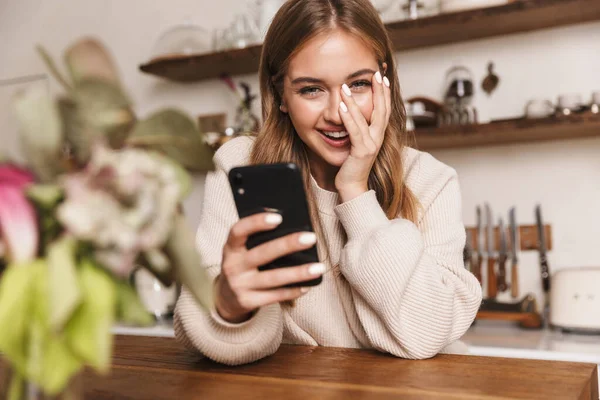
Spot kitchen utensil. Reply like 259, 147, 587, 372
464, 229, 472, 270
481, 62, 499, 95
473, 205, 484, 285
443, 65, 478, 125
497, 217, 508, 292
444, 65, 474, 106
406, 96, 441, 128
525, 99, 554, 119
132, 267, 178, 321
508, 207, 519, 299
550, 267, 600, 333
590, 91, 600, 114
556, 93, 584, 116
228, 13, 261, 49
535, 204, 551, 323
400, 0, 441, 19
485, 203, 497, 299
477, 293, 542, 329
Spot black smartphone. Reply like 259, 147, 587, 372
228, 163, 322, 287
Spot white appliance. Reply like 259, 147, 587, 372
550, 267, 600, 333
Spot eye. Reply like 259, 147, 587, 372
298, 86, 323, 97
350, 80, 372, 91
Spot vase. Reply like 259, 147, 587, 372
0, 363, 83, 400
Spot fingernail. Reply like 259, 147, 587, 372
265, 213, 282, 225
301, 287, 310, 293
342, 83, 352, 96
309, 263, 326, 275
375, 71, 382, 84
340, 101, 348, 113
299, 232, 317, 245
383, 76, 390, 87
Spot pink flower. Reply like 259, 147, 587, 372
0, 164, 38, 264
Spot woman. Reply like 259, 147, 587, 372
174, 0, 482, 365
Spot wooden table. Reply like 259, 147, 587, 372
77, 335, 599, 399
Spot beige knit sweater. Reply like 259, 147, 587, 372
174, 136, 482, 365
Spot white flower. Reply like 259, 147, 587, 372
56, 143, 183, 278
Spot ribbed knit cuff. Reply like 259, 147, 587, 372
334, 190, 390, 241
174, 288, 283, 365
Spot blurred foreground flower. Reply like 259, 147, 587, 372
57, 143, 185, 279
0, 164, 38, 264
0, 37, 215, 400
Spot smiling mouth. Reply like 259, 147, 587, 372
318, 130, 349, 140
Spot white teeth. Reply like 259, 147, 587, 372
322, 131, 348, 139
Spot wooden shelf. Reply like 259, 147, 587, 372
139, 0, 600, 83
414, 113, 600, 150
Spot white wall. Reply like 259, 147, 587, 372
1, 0, 599, 304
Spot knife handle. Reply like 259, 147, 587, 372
487, 258, 497, 299
511, 260, 519, 299
540, 255, 551, 293
497, 255, 507, 292
471, 256, 482, 285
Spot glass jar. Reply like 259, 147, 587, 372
443, 65, 475, 106
400, 0, 441, 20
150, 18, 211, 60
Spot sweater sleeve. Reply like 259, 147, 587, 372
334, 169, 482, 359
173, 139, 284, 365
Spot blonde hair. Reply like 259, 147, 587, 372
250, 0, 419, 257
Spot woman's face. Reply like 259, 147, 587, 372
281, 29, 380, 171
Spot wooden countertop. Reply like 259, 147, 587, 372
75, 335, 599, 399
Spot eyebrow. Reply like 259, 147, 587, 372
290, 68, 376, 85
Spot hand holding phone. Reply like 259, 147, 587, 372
214, 163, 324, 324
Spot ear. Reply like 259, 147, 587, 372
382, 62, 388, 76
280, 102, 288, 113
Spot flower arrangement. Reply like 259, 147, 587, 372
0, 38, 214, 399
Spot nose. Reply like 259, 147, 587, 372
322, 91, 343, 125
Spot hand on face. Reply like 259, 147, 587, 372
335, 70, 391, 203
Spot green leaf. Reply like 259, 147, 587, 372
72, 79, 136, 151
7, 370, 24, 400
37, 46, 72, 91
58, 97, 92, 165
25, 258, 82, 396
64, 38, 121, 85
12, 86, 65, 182
47, 237, 82, 331
0, 260, 40, 374
115, 280, 154, 326
165, 213, 213, 311
127, 109, 215, 172
25, 184, 64, 210
65, 259, 116, 374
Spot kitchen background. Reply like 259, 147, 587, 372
1, 0, 599, 317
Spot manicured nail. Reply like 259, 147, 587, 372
375, 71, 382, 84
301, 287, 310, 293
265, 213, 282, 225
340, 101, 348, 113
299, 232, 317, 245
308, 263, 326, 275
383, 76, 390, 87
342, 83, 352, 96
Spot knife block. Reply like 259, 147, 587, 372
465, 224, 552, 252
476, 310, 543, 329
475, 294, 543, 329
